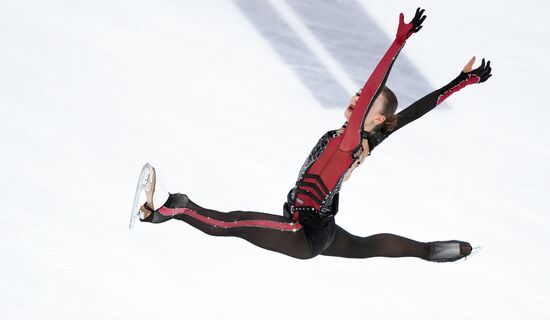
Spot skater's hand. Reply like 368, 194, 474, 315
435, 56, 493, 105
462, 56, 492, 83
396, 7, 426, 43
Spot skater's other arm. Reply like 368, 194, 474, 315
392, 56, 493, 132
339, 8, 426, 151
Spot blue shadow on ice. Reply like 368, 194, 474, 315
233, 0, 432, 110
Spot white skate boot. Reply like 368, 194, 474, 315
129, 163, 156, 229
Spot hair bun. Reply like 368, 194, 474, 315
383, 115, 398, 132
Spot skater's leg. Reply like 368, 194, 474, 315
321, 225, 472, 260
142, 193, 316, 259
320, 224, 431, 259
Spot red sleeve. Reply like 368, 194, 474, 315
339, 38, 405, 152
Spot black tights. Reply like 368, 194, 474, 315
322, 227, 431, 259
142, 193, 431, 260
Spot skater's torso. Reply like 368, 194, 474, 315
287, 124, 371, 218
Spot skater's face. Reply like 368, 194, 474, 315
344, 91, 387, 129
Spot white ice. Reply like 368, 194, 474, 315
1, 0, 549, 319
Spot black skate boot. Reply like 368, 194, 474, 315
425, 240, 473, 263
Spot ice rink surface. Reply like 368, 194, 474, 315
1, 0, 549, 319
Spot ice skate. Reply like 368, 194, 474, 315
425, 240, 473, 263
129, 163, 156, 229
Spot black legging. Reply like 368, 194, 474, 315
142, 193, 431, 260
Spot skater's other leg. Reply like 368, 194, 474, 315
320, 224, 430, 259
142, 193, 315, 259
321, 225, 472, 260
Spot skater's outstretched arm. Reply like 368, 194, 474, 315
339, 8, 426, 151
392, 56, 492, 132
366, 57, 493, 150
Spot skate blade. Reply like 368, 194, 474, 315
129, 163, 154, 229
465, 245, 483, 261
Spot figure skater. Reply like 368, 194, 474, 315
130, 8, 492, 262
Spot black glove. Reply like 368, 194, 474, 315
466, 58, 492, 83
437, 58, 492, 105
396, 7, 427, 42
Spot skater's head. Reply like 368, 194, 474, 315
344, 86, 398, 133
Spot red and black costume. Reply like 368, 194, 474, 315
284, 58, 492, 226
141, 8, 491, 261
